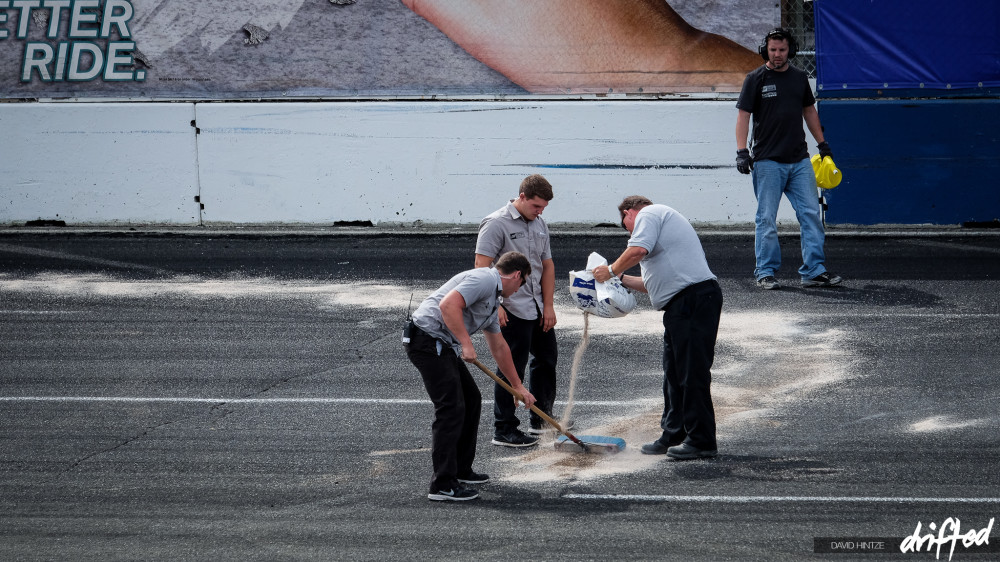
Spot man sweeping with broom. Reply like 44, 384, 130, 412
404, 252, 537, 501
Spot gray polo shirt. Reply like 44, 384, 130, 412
475, 200, 551, 320
628, 204, 716, 310
411, 268, 503, 356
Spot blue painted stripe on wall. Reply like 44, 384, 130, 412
509, 164, 726, 170
820, 99, 1000, 225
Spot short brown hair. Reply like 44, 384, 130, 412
495, 251, 531, 280
519, 174, 554, 201
618, 195, 653, 215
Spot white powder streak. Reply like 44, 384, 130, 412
910, 415, 988, 433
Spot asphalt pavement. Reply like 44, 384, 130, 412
1, 227, 999, 561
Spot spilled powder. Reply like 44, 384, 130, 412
2, 273, 857, 484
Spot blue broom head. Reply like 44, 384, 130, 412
555, 434, 626, 453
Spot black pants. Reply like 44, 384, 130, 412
405, 327, 481, 493
660, 279, 722, 450
493, 308, 558, 433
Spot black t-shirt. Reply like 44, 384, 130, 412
736, 64, 814, 163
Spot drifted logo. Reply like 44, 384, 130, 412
1, 0, 145, 83
814, 516, 995, 558
900, 517, 994, 561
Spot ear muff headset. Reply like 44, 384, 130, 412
758, 28, 798, 62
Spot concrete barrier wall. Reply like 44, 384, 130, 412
3, 100, 791, 226
2, 103, 200, 225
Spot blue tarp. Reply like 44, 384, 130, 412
815, 0, 1000, 93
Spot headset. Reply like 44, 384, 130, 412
758, 28, 798, 62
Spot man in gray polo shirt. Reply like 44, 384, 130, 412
475, 174, 560, 447
593, 196, 723, 460
406, 252, 537, 501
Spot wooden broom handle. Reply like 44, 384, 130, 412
471, 359, 587, 448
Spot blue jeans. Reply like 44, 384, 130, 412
752, 158, 827, 280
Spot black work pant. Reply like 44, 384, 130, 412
493, 308, 558, 433
660, 279, 722, 450
405, 328, 481, 493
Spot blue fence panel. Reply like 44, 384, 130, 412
821, 99, 1000, 225
815, 0, 1000, 94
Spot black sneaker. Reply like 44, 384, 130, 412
801, 272, 843, 287
491, 430, 539, 448
457, 471, 490, 484
640, 439, 677, 455
666, 443, 718, 460
756, 276, 780, 290
428, 486, 479, 502
526, 419, 574, 436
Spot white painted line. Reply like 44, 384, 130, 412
0, 311, 86, 314
811, 312, 1000, 319
1, 309, 997, 320
0, 396, 428, 405
0, 396, 642, 407
563, 494, 1000, 504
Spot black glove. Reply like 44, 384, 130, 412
736, 149, 753, 174
817, 141, 833, 159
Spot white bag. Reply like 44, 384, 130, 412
568, 252, 637, 318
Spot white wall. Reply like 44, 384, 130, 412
2, 100, 793, 226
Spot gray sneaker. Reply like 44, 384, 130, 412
756, 276, 780, 290
491, 429, 539, 448
801, 272, 843, 287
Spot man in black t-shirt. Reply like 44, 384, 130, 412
735, 28, 842, 290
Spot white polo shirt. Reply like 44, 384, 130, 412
627, 204, 716, 310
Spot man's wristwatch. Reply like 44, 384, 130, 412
608, 265, 619, 279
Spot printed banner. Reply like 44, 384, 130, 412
0, 0, 774, 99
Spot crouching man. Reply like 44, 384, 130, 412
405, 251, 538, 501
